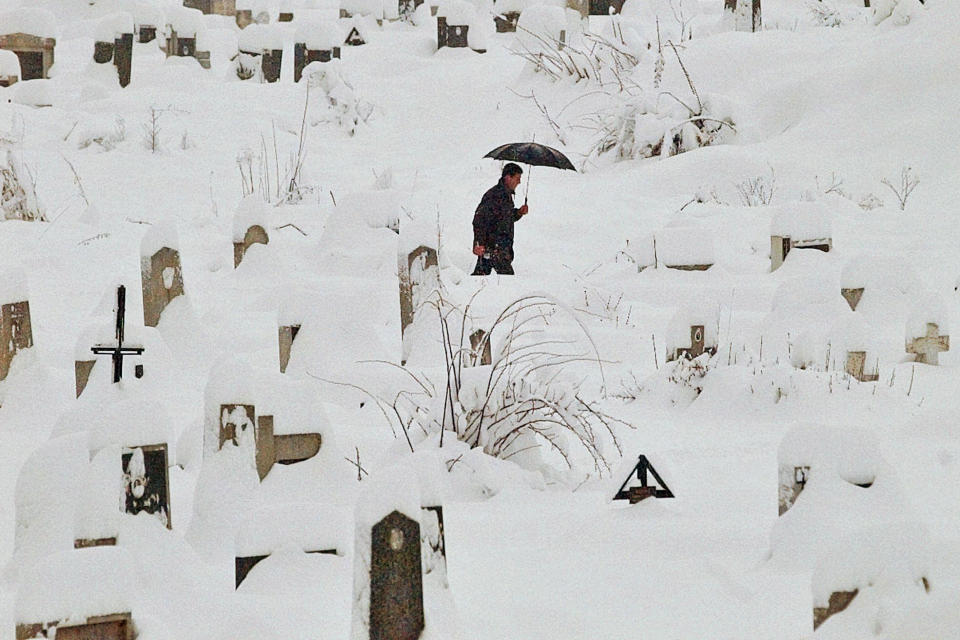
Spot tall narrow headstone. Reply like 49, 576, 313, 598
466, 329, 491, 366
114, 32, 133, 88
278, 324, 301, 373
140, 223, 185, 328
1, 299, 33, 381
398, 246, 439, 339
724, 0, 761, 31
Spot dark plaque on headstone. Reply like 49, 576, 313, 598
370, 510, 424, 640
94, 41, 115, 64
139, 26, 157, 43
122, 444, 171, 529
294, 42, 307, 82
262, 49, 282, 83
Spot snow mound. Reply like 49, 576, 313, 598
0, 8, 57, 38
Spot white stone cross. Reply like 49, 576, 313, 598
906, 322, 949, 365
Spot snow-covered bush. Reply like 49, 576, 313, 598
304, 60, 374, 137
1, 149, 44, 221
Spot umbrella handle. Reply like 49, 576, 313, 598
524, 163, 531, 205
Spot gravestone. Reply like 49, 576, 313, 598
167, 30, 197, 58
236, 9, 254, 28
141, 227, 185, 327
219, 403, 256, 449
138, 25, 157, 43
1, 299, 33, 381
17, 613, 134, 640
669, 325, 715, 361
466, 329, 492, 366
840, 287, 864, 312
122, 444, 171, 529
398, 245, 439, 340
90, 286, 145, 385
345, 25, 366, 45
294, 43, 342, 82
93, 39, 114, 63
369, 511, 424, 640
234, 225, 269, 267
279, 12, 294, 21
813, 589, 858, 630
262, 48, 282, 83
724, 0, 761, 31
589, 0, 624, 13
494, 11, 520, 32
778, 464, 809, 516
437, 18, 469, 49
113, 32, 133, 88
906, 322, 949, 365
217, 403, 322, 480
420, 505, 447, 582
0, 32, 57, 81
278, 324, 301, 373
844, 351, 877, 382
613, 455, 674, 503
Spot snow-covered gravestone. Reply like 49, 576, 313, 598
906, 321, 949, 366
839, 255, 920, 313
770, 204, 832, 272
233, 196, 270, 268
165, 7, 210, 68
0, 266, 33, 382
465, 329, 492, 366
776, 425, 879, 516
15, 547, 137, 640
723, 0, 761, 32
0, 8, 57, 81
237, 24, 283, 83
657, 226, 715, 271
140, 222, 185, 328
436, 0, 486, 52
294, 22, 342, 83
122, 443, 172, 528
665, 308, 718, 362
399, 221, 439, 362
351, 470, 425, 640
0, 49, 21, 86
133, 2, 161, 42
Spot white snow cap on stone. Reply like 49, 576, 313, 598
341, 0, 396, 21
437, 0, 478, 23
95, 12, 134, 41
166, 6, 204, 36
656, 225, 715, 267
238, 23, 284, 52
355, 464, 422, 530
140, 219, 180, 257
132, 0, 163, 27
770, 202, 832, 240
778, 423, 883, 485
0, 49, 21, 77
235, 503, 351, 557
516, 4, 567, 52
15, 546, 138, 624
12, 79, 55, 107
0, 263, 28, 302
840, 254, 921, 293
295, 20, 342, 49
73, 445, 123, 543
665, 304, 719, 353
906, 294, 949, 339
0, 8, 57, 38
232, 195, 272, 242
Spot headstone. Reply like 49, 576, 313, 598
669, 325, 714, 361
813, 589, 858, 630
1, 299, 33, 381
345, 25, 366, 46
369, 511, 424, 640
17, 613, 134, 640
906, 322, 949, 365
844, 350, 877, 382
398, 245, 439, 340
140, 225, 185, 327
234, 225, 269, 267
93, 40, 115, 63
420, 505, 447, 582
278, 324, 301, 373
466, 329, 492, 366
840, 287, 864, 311
279, 12, 294, 21
122, 444, 171, 529
724, 0, 761, 31
0, 27, 57, 81
236, 9, 254, 28
294, 42, 342, 82
262, 48, 282, 83
215, 402, 322, 481
138, 25, 157, 43
589, 0, 624, 14
113, 32, 133, 88
219, 403, 256, 449
75, 359, 96, 398
494, 11, 520, 32
613, 455, 675, 503
437, 18, 469, 49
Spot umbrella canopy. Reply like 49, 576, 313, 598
483, 142, 576, 171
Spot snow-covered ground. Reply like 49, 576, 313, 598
2, 0, 960, 637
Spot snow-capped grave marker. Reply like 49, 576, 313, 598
840, 287, 863, 312
844, 351, 878, 382
18, 613, 134, 640
238, 24, 283, 83
122, 443, 172, 529
90, 286, 145, 384
0, 272, 33, 382
140, 222, 185, 327
0, 8, 57, 81
465, 329, 492, 366
667, 324, 716, 362
436, 0, 485, 52
165, 7, 211, 68
184, 0, 239, 17
114, 31, 133, 88
233, 197, 271, 267
398, 241, 439, 357
293, 23, 342, 83
278, 324, 300, 373
723, 0, 761, 32
613, 455, 675, 503
770, 205, 832, 272
906, 322, 949, 365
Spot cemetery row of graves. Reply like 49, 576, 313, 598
0, 183, 951, 637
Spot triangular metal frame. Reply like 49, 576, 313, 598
614, 455, 674, 501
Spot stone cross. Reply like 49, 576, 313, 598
0, 299, 32, 381
906, 322, 949, 365
369, 511, 424, 640
90, 286, 145, 384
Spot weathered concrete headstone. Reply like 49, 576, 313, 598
0, 9, 57, 81
466, 329, 492, 366
93, 39, 115, 63
122, 443, 171, 529
770, 205, 832, 272
844, 350, 877, 382
0, 299, 33, 382
437, 17, 469, 48
813, 589, 858, 630
234, 225, 269, 267
114, 32, 133, 88
724, 0, 761, 31
18, 613, 134, 640
141, 224, 185, 327
669, 325, 716, 361
293, 23, 343, 82
399, 245, 439, 340
138, 24, 157, 43
370, 511, 424, 640
906, 322, 949, 365
494, 11, 520, 31
278, 324, 301, 373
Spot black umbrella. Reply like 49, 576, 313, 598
483, 142, 576, 203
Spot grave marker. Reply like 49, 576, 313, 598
0, 10, 57, 81
466, 329, 492, 366
141, 226, 185, 327
234, 225, 269, 267
906, 322, 949, 365
398, 244, 439, 340
420, 505, 447, 582
90, 286, 145, 384
669, 324, 716, 362
613, 455, 675, 503
1, 299, 33, 382
17, 613, 134, 640
114, 32, 133, 88
724, 0, 761, 31
278, 324, 301, 373
840, 287, 864, 312
369, 511, 424, 640
217, 402, 322, 480
844, 350, 877, 382
122, 444, 171, 529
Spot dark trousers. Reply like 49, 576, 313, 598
471, 249, 514, 275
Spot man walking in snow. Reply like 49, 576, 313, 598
471, 163, 529, 275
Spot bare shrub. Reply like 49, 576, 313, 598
881, 165, 919, 211
736, 166, 776, 206
1, 150, 44, 221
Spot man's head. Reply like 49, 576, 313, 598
501, 163, 523, 193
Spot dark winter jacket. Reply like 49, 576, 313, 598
472, 179, 522, 252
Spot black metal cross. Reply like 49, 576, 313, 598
91, 285, 144, 383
